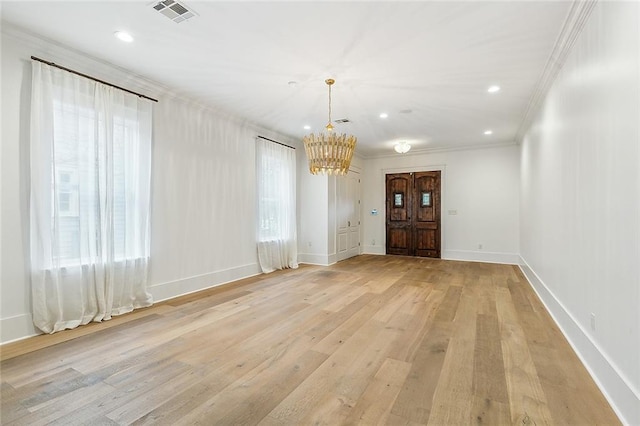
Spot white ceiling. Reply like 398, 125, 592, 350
1, 1, 572, 157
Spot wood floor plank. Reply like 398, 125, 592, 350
9, 382, 116, 426
0, 255, 621, 426
385, 289, 447, 363
264, 318, 393, 424
496, 285, 554, 425
212, 349, 329, 425
342, 357, 412, 425
433, 285, 462, 322
298, 325, 400, 426
389, 320, 452, 423
427, 286, 477, 425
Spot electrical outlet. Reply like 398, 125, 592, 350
308, 241, 312, 247
590, 313, 596, 331
372, 239, 376, 245
478, 243, 483, 250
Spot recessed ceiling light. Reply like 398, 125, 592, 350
484, 130, 493, 135
303, 125, 311, 130
114, 31, 134, 43
487, 85, 500, 93
379, 113, 388, 119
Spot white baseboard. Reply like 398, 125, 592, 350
297, 253, 336, 266
1, 313, 41, 344
361, 248, 519, 263
519, 257, 639, 426
442, 249, 519, 264
148, 263, 261, 303
0, 264, 262, 345
362, 245, 385, 255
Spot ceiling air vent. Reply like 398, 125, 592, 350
152, 0, 197, 23
334, 118, 351, 124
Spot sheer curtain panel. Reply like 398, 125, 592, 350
30, 61, 153, 334
256, 138, 298, 273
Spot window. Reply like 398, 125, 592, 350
30, 59, 153, 333
256, 138, 298, 273
50, 101, 142, 264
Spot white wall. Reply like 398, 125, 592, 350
1, 26, 34, 343
297, 155, 363, 266
0, 25, 298, 343
297, 157, 330, 265
519, 2, 639, 424
361, 145, 520, 264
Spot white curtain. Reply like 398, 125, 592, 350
256, 138, 298, 273
30, 61, 153, 334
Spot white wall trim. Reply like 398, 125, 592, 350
148, 263, 261, 303
363, 141, 517, 160
515, 0, 597, 142
519, 256, 639, 426
0, 314, 41, 344
0, 264, 262, 345
362, 245, 385, 255
442, 249, 519, 265
297, 253, 336, 266
1, 22, 297, 149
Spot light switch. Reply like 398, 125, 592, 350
448, 210, 457, 215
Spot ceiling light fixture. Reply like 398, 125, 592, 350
394, 141, 411, 154
114, 31, 134, 43
303, 79, 357, 176
379, 113, 388, 119
484, 130, 493, 135
487, 85, 500, 93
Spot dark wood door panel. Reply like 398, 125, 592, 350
387, 227, 410, 255
387, 175, 411, 222
415, 228, 436, 251
413, 171, 440, 258
386, 171, 441, 258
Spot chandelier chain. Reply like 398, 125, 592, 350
328, 83, 332, 125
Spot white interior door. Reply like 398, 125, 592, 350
337, 171, 361, 261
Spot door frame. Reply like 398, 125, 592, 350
381, 164, 446, 255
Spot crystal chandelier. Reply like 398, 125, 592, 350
303, 79, 357, 175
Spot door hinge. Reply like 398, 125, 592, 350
358, 242, 361, 246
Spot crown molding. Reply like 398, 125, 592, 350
514, 0, 598, 143
360, 141, 517, 160
1, 20, 298, 146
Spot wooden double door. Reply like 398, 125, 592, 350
386, 171, 441, 258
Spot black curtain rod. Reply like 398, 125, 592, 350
31, 56, 158, 103
257, 135, 296, 150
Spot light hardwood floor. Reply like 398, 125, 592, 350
0, 255, 620, 425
